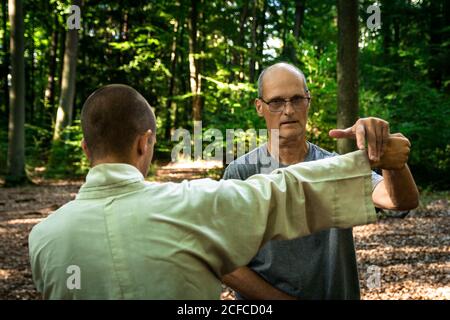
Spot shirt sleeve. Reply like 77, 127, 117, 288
176, 150, 376, 276
28, 227, 45, 294
371, 170, 384, 191
328, 150, 383, 191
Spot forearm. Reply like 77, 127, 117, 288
266, 150, 376, 237
222, 267, 297, 300
381, 164, 419, 210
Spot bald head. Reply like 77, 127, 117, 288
257, 62, 308, 98
81, 84, 156, 161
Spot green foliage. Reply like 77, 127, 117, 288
0, 129, 7, 176
0, 0, 448, 189
299, 40, 338, 152
46, 121, 89, 178
25, 124, 53, 168
389, 81, 450, 188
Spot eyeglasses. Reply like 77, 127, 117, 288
259, 95, 311, 113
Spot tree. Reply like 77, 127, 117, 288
281, 0, 306, 65
6, 0, 27, 185
249, 1, 258, 83
188, 0, 202, 122
44, 14, 59, 109
256, 0, 267, 75
336, 0, 359, 154
53, 1, 80, 141
293, 0, 305, 41
1, 0, 9, 118
164, 11, 181, 140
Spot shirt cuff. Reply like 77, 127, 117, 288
331, 150, 377, 227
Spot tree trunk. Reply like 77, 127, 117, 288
28, 17, 35, 123
238, 1, 248, 81
443, 0, 450, 93
293, 0, 305, 40
164, 18, 180, 140
53, 0, 80, 141
44, 14, 59, 108
2, 0, 9, 117
249, 1, 258, 83
188, 0, 201, 122
291, 0, 306, 64
381, 0, 391, 59
117, 10, 128, 67
257, 0, 267, 74
56, 25, 66, 106
281, 0, 289, 58
337, 0, 359, 154
429, 0, 443, 89
6, 0, 27, 185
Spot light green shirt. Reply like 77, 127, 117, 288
29, 150, 376, 299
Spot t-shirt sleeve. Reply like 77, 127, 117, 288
371, 170, 384, 191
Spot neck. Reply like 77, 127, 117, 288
91, 156, 139, 171
267, 135, 308, 165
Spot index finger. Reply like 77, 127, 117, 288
355, 124, 366, 150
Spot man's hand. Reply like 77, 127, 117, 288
370, 133, 411, 170
329, 117, 390, 162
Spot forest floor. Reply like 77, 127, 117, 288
0, 169, 449, 300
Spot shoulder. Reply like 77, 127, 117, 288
29, 201, 75, 249
307, 142, 337, 161
223, 146, 263, 180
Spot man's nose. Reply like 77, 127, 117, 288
283, 101, 295, 116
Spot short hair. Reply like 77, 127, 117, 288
81, 84, 156, 161
257, 62, 309, 98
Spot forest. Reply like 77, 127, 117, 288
0, 0, 449, 300
0, 0, 449, 187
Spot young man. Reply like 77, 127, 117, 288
29, 84, 410, 299
222, 62, 419, 300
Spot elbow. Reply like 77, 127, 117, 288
394, 202, 418, 211
409, 196, 420, 210
392, 193, 420, 211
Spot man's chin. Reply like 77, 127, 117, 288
278, 128, 304, 140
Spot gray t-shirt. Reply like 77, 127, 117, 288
223, 141, 383, 300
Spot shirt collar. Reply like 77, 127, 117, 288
76, 163, 146, 200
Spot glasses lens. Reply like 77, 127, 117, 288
291, 97, 305, 108
269, 100, 285, 112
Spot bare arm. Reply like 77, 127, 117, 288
330, 119, 419, 211
222, 267, 297, 300
370, 133, 419, 210
372, 164, 419, 210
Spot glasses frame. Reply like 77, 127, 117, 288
259, 95, 311, 113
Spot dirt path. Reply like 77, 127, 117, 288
0, 179, 448, 300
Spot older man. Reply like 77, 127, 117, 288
222, 62, 419, 300
29, 84, 408, 299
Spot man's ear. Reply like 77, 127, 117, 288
81, 138, 91, 161
137, 129, 154, 155
255, 98, 264, 117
